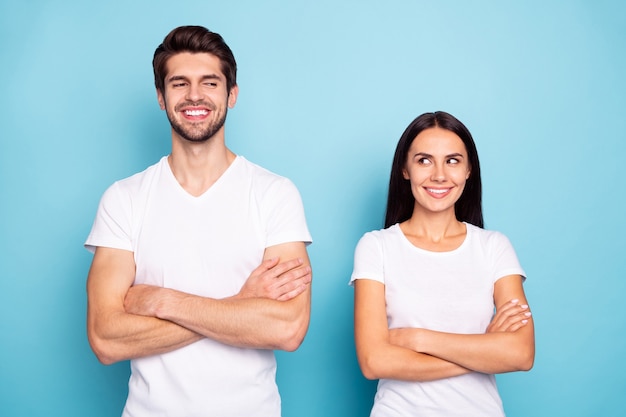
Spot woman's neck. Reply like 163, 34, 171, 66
399, 211, 466, 252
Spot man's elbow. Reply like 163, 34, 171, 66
275, 314, 309, 352
278, 335, 304, 352
87, 328, 124, 366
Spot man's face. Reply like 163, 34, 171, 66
157, 52, 238, 143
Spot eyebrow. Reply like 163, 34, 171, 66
413, 152, 465, 158
166, 74, 222, 83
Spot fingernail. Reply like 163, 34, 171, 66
521, 319, 528, 324
511, 299, 519, 304
524, 312, 532, 317
521, 304, 528, 309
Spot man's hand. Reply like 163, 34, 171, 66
235, 257, 312, 301
486, 299, 532, 333
124, 285, 178, 318
124, 257, 311, 318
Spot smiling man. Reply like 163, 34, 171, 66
84, 26, 312, 417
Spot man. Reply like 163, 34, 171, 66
85, 26, 312, 417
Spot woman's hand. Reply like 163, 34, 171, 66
487, 299, 532, 333
389, 327, 423, 351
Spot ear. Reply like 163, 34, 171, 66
466, 168, 471, 180
228, 85, 239, 108
402, 167, 409, 180
156, 89, 166, 110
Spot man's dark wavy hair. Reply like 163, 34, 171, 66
153, 25, 237, 94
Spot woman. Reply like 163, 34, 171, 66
351, 111, 534, 416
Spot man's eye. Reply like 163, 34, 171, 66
173, 83, 186, 88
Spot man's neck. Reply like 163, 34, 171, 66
168, 133, 236, 197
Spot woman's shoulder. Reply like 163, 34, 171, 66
356, 224, 403, 249
466, 223, 514, 248
361, 223, 401, 239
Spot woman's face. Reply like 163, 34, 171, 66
402, 127, 471, 216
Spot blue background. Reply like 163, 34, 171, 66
1, 1, 625, 416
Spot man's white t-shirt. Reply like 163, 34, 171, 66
86, 155, 312, 417
351, 223, 525, 417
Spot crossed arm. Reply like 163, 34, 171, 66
354, 275, 535, 382
86, 242, 311, 365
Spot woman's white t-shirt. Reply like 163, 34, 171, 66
351, 223, 525, 417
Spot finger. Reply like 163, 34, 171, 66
267, 258, 305, 279
257, 257, 281, 273
276, 282, 310, 301
246, 258, 281, 282
499, 308, 532, 331
273, 265, 312, 288
488, 300, 529, 332
496, 298, 522, 313
506, 317, 531, 332
493, 300, 526, 323
274, 269, 312, 299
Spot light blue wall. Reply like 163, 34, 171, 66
1, 1, 625, 416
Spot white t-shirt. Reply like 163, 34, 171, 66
86, 156, 312, 417
350, 223, 525, 417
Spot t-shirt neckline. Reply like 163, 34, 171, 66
393, 222, 471, 255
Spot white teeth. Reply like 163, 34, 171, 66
185, 110, 208, 116
427, 188, 448, 194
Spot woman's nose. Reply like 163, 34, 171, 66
431, 164, 446, 182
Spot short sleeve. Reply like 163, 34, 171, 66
350, 231, 384, 286
84, 182, 133, 253
263, 177, 312, 248
489, 231, 526, 283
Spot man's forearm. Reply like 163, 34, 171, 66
154, 287, 310, 351
88, 309, 202, 365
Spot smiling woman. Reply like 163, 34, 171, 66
350, 111, 535, 417
402, 127, 471, 226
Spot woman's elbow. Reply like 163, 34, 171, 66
356, 350, 385, 380
516, 349, 535, 372
360, 364, 380, 380
508, 344, 535, 372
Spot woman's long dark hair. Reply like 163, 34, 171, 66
384, 111, 483, 229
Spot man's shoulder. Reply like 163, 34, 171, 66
237, 156, 283, 178
113, 157, 167, 191
235, 156, 294, 188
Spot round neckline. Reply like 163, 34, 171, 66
393, 222, 471, 254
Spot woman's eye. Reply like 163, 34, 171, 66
418, 158, 431, 165
448, 158, 459, 164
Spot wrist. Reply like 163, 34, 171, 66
154, 288, 180, 320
